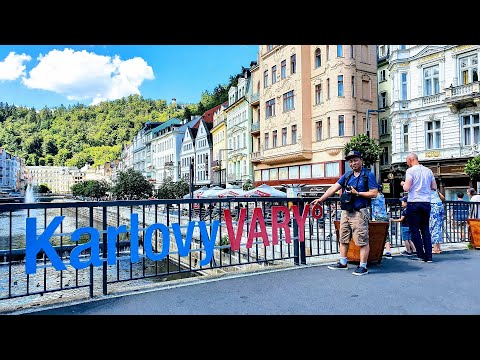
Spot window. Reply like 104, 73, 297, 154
282, 127, 287, 146
264, 133, 269, 149
315, 83, 322, 104
460, 54, 478, 85
266, 98, 275, 118
378, 45, 386, 57
362, 79, 370, 100
290, 54, 296, 74
379, 91, 387, 108
267, 45, 274, 51
338, 115, 345, 136
352, 116, 356, 136
337, 45, 343, 57
462, 114, 480, 146
272, 130, 278, 148
281, 60, 286, 79
327, 78, 330, 99
380, 118, 388, 135
272, 65, 277, 84
326, 45, 330, 61
263, 70, 268, 88
338, 75, 344, 96
401, 73, 408, 100
283, 90, 294, 112
361, 45, 368, 62
326, 162, 339, 177
423, 65, 440, 96
327, 117, 331, 138
426, 120, 441, 149
316, 121, 322, 141
379, 69, 386, 82
315, 48, 321, 68
291, 125, 297, 144
380, 147, 389, 165
351, 76, 355, 97
350, 45, 354, 58
403, 124, 409, 152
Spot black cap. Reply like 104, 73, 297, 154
345, 150, 362, 160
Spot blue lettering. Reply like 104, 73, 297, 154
129, 213, 140, 263
198, 220, 219, 266
26, 216, 66, 274
144, 223, 170, 261
70, 227, 101, 269
172, 221, 195, 256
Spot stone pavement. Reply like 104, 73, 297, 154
7, 242, 480, 315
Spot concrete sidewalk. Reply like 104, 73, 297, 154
11, 243, 480, 315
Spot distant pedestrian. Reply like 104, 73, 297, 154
430, 189, 445, 254
467, 188, 480, 219
401, 152, 437, 263
371, 184, 392, 258
452, 191, 469, 239
390, 196, 416, 256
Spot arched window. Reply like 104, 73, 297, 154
315, 48, 321, 68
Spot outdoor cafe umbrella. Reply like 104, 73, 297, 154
216, 186, 245, 198
199, 186, 225, 199
183, 185, 209, 199
243, 184, 287, 197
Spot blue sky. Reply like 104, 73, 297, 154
0, 45, 259, 109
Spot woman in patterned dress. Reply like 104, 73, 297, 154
430, 189, 445, 254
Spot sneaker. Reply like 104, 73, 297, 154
352, 266, 368, 276
410, 256, 424, 261
384, 252, 392, 259
401, 250, 413, 257
328, 262, 348, 270
425, 259, 433, 263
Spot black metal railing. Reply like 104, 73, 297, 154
0, 197, 473, 304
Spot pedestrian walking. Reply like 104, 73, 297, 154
401, 152, 437, 263
467, 188, 480, 219
389, 196, 416, 256
430, 189, 444, 254
311, 150, 379, 275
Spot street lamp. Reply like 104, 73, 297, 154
218, 148, 232, 189
366, 109, 386, 138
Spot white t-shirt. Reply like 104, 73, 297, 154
405, 164, 435, 203
470, 194, 480, 218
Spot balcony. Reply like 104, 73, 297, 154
251, 151, 262, 163
249, 92, 260, 106
251, 122, 260, 134
444, 82, 480, 112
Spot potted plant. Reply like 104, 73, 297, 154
465, 155, 480, 248
334, 134, 389, 264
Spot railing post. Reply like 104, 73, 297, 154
102, 206, 108, 296
89, 207, 94, 298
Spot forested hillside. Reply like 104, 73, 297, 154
0, 73, 238, 168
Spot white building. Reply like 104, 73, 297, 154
389, 45, 480, 199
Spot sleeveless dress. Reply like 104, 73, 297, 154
429, 190, 444, 244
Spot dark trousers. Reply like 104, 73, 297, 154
406, 202, 432, 261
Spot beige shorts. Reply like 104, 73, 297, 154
339, 208, 370, 246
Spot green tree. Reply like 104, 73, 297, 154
243, 179, 254, 191
155, 176, 189, 199
111, 168, 153, 200
344, 134, 382, 168
465, 155, 480, 180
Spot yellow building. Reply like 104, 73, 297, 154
252, 45, 378, 196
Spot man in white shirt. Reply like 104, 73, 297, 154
467, 188, 480, 219
401, 152, 437, 263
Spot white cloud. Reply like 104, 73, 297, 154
0, 52, 32, 81
22, 48, 155, 105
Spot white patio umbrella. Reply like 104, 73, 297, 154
243, 184, 287, 197
199, 186, 225, 198
217, 186, 245, 198
183, 185, 209, 199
